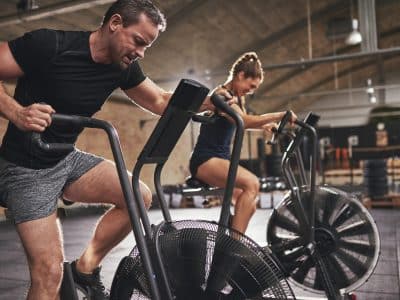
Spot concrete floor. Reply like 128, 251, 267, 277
0, 206, 398, 300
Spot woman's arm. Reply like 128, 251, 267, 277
241, 111, 289, 129
223, 104, 296, 129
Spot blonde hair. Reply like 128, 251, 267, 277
229, 52, 264, 82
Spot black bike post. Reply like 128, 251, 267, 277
295, 119, 341, 300
295, 147, 309, 187
294, 120, 317, 242
211, 94, 245, 227
281, 137, 311, 237
154, 163, 172, 222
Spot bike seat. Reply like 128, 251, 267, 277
185, 176, 212, 189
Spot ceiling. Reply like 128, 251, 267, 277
1, 0, 400, 115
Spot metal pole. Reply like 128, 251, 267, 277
264, 47, 400, 70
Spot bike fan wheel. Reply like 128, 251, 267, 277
111, 220, 295, 299
267, 186, 380, 294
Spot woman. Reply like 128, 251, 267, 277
190, 52, 296, 233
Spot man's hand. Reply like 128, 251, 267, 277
13, 103, 55, 132
199, 86, 237, 112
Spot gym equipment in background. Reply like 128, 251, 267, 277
266, 112, 380, 299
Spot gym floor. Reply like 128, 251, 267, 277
0, 207, 398, 300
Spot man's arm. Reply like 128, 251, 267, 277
0, 42, 54, 131
0, 42, 24, 80
123, 78, 171, 115
124, 78, 235, 115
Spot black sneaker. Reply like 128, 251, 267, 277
70, 260, 110, 300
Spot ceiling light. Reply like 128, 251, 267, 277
345, 19, 362, 45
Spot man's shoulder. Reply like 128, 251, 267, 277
26, 28, 87, 36
25, 29, 90, 51
12, 28, 57, 43
12, 28, 80, 50
51, 30, 91, 53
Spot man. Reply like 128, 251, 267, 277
0, 1, 229, 299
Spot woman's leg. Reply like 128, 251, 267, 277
196, 158, 259, 233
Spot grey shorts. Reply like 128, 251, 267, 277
0, 149, 103, 224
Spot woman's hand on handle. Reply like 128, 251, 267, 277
262, 122, 278, 133
13, 103, 55, 132
199, 85, 237, 112
288, 110, 298, 125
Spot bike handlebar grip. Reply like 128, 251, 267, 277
51, 113, 92, 127
31, 132, 74, 153
211, 93, 245, 135
191, 113, 218, 124
270, 110, 292, 144
30, 113, 90, 153
210, 93, 232, 112
211, 93, 244, 125
277, 110, 292, 134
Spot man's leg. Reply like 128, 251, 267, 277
62, 160, 152, 273
16, 212, 64, 300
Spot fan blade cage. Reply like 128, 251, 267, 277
111, 220, 295, 299
110, 248, 151, 300
267, 186, 380, 295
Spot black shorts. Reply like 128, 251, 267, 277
189, 152, 230, 178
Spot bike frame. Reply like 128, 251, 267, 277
278, 113, 343, 299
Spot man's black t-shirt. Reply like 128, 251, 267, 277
0, 29, 146, 169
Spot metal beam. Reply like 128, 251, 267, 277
257, 45, 357, 96
256, 83, 400, 102
255, 53, 400, 112
0, 0, 115, 28
253, 27, 400, 106
208, 0, 350, 75
257, 25, 400, 96
262, 46, 400, 71
154, 45, 400, 86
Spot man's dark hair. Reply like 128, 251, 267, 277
102, 0, 166, 31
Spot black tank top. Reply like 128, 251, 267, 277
191, 89, 244, 160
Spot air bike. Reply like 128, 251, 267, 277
266, 111, 381, 299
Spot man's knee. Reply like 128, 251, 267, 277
114, 185, 152, 210
30, 258, 64, 290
